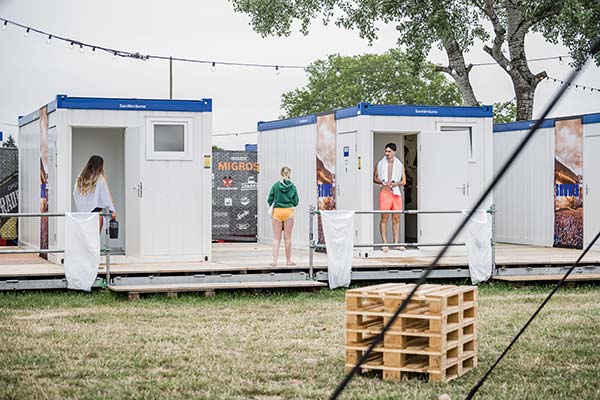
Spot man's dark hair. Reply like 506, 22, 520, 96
385, 143, 397, 152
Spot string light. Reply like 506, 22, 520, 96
211, 61, 216, 72
91, 46, 96, 55
0, 16, 590, 80
46, 35, 52, 44
545, 76, 600, 93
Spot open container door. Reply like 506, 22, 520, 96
418, 130, 471, 253
125, 127, 142, 259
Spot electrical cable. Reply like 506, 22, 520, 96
464, 229, 600, 399
329, 37, 600, 400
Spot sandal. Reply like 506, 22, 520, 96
286, 261, 296, 266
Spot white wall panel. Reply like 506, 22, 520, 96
493, 128, 554, 246
18, 118, 41, 248
258, 124, 316, 249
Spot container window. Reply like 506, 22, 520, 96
154, 124, 185, 152
440, 125, 475, 162
146, 117, 193, 160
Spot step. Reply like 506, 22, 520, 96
108, 280, 327, 294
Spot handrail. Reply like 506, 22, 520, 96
308, 205, 496, 278
0, 210, 113, 285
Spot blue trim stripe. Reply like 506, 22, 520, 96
337, 102, 493, 119
55, 94, 212, 112
583, 112, 600, 125
258, 114, 317, 131
493, 119, 555, 132
258, 102, 493, 131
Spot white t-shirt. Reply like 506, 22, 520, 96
73, 176, 115, 213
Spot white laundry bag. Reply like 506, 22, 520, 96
64, 213, 100, 291
321, 210, 355, 289
462, 210, 492, 284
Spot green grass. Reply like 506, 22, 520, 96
0, 283, 599, 399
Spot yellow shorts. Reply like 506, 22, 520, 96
272, 207, 295, 222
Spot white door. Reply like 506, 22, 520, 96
125, 127, 142, 259
418, 131, 470, 246
336, 131, 357, 210
584, 135, 600, 250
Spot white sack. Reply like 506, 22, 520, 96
462, 210, 492, 284
64, 212, 100, 291
321, 210, 355, 289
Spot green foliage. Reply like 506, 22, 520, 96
493, 100, 517, 124
212, 145, 224, 151
2, 134, 16, 148
280, 50, 462, 118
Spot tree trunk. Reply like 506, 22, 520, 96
437, 38, 479, 106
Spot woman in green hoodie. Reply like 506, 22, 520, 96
267, 166, 299, 266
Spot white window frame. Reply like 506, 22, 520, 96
437, 123, 476, 163
145, 117, 193, 160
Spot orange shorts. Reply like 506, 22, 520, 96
272, 207, 295, 222
379, 190, 402, 211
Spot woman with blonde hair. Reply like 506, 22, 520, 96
267, 166, 299, 266
73, 155, 116, 231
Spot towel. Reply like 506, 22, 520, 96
377, 157, 403, 196
321, 210, 355, 289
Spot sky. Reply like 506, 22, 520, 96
0, 0, 599, 149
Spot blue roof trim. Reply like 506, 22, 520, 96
258, 114, 317, 131
493, 119, 555, 132
583, 112, 600, 125
55, 94, 212, 112
258, 102, 493, 131
337, 102, 493, 119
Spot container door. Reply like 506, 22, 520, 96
125, 127, 142, 259
336, 131, 357, 210
584, 135, 600, 250
418, 131, 470, 246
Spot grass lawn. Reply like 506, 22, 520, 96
0, 282, 599, 399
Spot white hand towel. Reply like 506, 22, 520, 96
377, 157, 403, 196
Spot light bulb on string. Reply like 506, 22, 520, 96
69, 42, 74, 50
275, 65, 280, 75
559, 56, 564, 65
394, 67, 400, 78
211, 62, 216, 72
2, 21, 8, 31
335, 68, 341, 78
91, 47, 96, 56
46, 35, 52, 44
79, 44, 84, 53
113, 51, 118, 59
505, 63, 512, 71
24, 28, 30, 37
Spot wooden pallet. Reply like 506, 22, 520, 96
108, 280, 327, 300
345, 283, 477, 382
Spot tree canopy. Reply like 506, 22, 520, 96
231, 0, 600, 121
2, 134, 16, 148
280, 50, 462, 118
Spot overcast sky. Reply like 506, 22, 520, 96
1, 0, 599, 149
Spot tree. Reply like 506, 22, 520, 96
231, 0, 600, 121
280, 50, 462, 118
492, 100, 517, 124
2, 134, 16, 148
212, 145, 224, 151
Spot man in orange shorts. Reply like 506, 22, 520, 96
373, 143, 406, 251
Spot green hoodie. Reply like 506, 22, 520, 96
268, 180, 299, 208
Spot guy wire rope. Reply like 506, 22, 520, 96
330, 37, 600, 400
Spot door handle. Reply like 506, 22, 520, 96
586, 184, 589, 195
132, 181, 143, 198
455, 183, 467, 195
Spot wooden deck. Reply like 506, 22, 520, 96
0, 242, 599, 280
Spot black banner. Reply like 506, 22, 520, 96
0, 173, 18, 240
212, 150, 258, 239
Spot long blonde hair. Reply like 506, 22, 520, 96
280, 166, 292, 183
77, 155, 104, 195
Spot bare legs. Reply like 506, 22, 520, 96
271, 216, 295, 266
380, 213, 402, 251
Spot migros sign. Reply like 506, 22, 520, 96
217, 161, 259, 172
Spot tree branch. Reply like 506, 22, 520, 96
480, 0, 510, 69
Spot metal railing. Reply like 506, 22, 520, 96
0, 209, 113, 284
308, 204, 496, 277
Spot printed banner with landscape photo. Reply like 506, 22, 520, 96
316, 113, 336, 244
554, 118, 583, 249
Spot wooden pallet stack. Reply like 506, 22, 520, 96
345, 283, 477, 382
